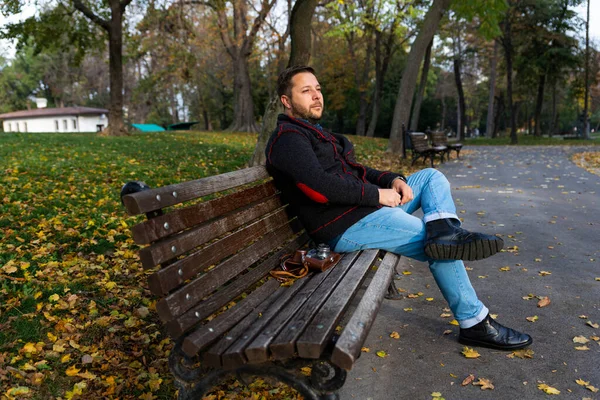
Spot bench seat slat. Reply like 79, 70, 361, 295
131, 181, 277, 244
147, 209, 292, 296
139, 196, 283, 268
202, 286, 289, 368
243, 255, 349, 365
122, 165, 269, 215
204, 277, 310, 369
330, 252, 398, 370
296, 250, 380, 359
181, 279, 281, 357
156, 219, 303, 322
268, 252, 362, 361
166, 232, 309, 339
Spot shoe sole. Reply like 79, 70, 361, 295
458, 335, 533, 351
424, 237, 504, 261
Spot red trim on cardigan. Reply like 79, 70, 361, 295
296, 183, 328, 204
267, 127, 309, 164
310, 206, 359, 234
377, 171, 391, 184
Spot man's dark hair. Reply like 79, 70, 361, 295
277, 65, 316, 98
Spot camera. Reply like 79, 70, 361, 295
306, 243, 331, 260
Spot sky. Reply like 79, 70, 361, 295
1, 2, 599, 61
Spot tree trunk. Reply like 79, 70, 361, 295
229, 54, 259, 132
454, 57, 466, 141
493, 93, 504, 138
549, 81, 556, 137
409, 39, 433, 132
441, 95, 446, 132
366, 24, 396, 138
248, 0, 318, 166
502, 12, 518, 145
107, 0, 126, 135
388, 0, 451, 154
486, 40, 498, 138
534, 73, 545, 137
583, 0, 590, 139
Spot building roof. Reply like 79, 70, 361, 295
132, 124, 165, 132
0, 107, 109, 120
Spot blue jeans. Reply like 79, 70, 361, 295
331, 168, 488, 329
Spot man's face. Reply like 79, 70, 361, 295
281, 72, 324, 123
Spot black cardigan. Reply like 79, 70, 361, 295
265, 114, 405, 243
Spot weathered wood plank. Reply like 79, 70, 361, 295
131, 181, 278, 244
219, 277, 310, 370
330, 252, 399, 370
139, 196, 282, 269
181, 279, 280, 357
122, 166, 270, 215
165, 233, 309, 338
147, 210, 293, 296
296, 250, 379, 359
156, 220, 303, 322
202, 287, 287, 368
242, 260, 342, 365
268, 252, 362, 361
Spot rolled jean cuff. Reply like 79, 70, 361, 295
458, 305, 489, 329
422, 212, 460, 224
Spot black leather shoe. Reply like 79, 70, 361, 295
424, 218, 504, 261
459, 314, 533, 350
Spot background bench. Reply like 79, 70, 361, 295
407, 132, 446, 168
120, 166, 403, 399
430, 131, 463, 159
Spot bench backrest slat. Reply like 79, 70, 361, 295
122, 165, 270, 215
131, 181, 277, 244
147, 208, 292, 296
155, 218, 303, 322
167, 231, 309, 338
430, 131, 447, 147
409, 133, 430, 151
139, 195, 284, 269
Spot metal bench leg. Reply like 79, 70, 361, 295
385, 278, 404, 300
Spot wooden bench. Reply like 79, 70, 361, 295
430, 131, 463, 159
408, 132, 447, 168
120, 166, 403, 399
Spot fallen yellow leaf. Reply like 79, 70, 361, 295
462, 374, 475, 386
389, 331, 400, 339
538, 270, 552, 276
526, 316, 539, 322
573, 336, 590, 344
65, 365, 80, 376
507, 349, 534, 359
499, 266, 511, 271
586, 321, 599, 329
361, 347, 370, 353
576, 379, 590, 386
537, 297, 551, 308
538, 383, 560, 395
376, 350, 387, 358
575, 345, 590, 351
461, 346, 480, 359
473, 378, 494, 390
449, 319, 459, 326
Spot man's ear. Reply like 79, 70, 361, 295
281, 95, 292, 110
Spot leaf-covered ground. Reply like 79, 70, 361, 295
0, 131, 424, 400
572, 151, 600, 176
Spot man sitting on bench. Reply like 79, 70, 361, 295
265, 65, 532, 351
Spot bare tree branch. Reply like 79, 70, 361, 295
120, 0, 134, 13
244, 0, 277, 54
72, 0, 110, 31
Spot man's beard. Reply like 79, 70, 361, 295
290, 101, 323, 124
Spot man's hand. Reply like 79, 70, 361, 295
391, 178, 414, 205
378, 188, 402, 207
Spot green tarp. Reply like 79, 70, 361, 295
131, 124, 165, 132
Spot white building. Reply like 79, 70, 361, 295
0, 106, 109, 133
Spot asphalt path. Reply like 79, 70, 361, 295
338, 146, 600, 400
